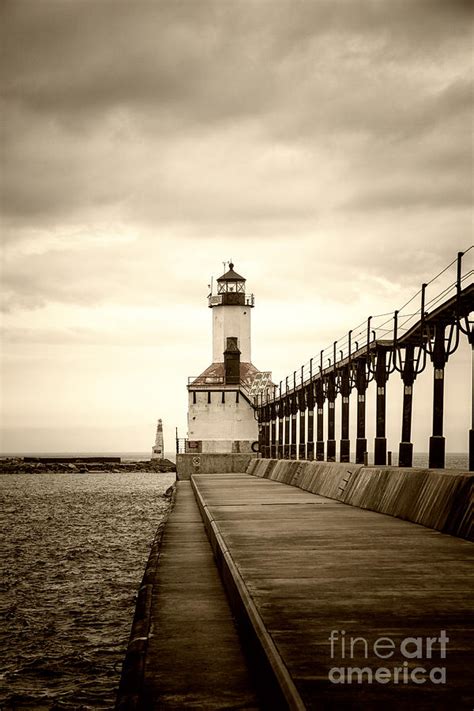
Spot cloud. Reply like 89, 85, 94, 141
1, 1, 471, 450
1, 0, 471, 270
3, 1, 471, 121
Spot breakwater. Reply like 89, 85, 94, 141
118, 457, 473, 709
0, 457, 176, 475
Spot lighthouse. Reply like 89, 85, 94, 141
210, 262, 253, 363
151, 419, 164, 459
186, 262, 272, 455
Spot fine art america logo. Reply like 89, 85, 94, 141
328, 630, 449, 685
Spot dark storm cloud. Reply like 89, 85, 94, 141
1, 0, 272, 121
2, 0, 471, 218
1, 0, 471, 308
2, 0, 471, 125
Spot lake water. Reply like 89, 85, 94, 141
0, 470, 175, 710
0, 453, 469, 709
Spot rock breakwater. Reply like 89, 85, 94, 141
0, 456, 176, 475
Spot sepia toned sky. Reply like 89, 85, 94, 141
1, 0, 472, 454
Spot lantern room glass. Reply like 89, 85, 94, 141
217, 281, 245, 294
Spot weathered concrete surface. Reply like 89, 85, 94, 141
135, 480, 261, 710
177, 452, 255, 480
117, 487, 175, 710
192, 473, 474, 710
248, 459, 473, 539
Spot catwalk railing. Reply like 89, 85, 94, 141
255, 249, 474, 471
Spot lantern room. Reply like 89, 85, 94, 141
208, 262, 255, 308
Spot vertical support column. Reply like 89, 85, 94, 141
258, 402, 265, 457
398, 345, 415, 467
470, 338, 474, 472
456, 251, 473, 471
261, 416, 266, 458
429, 323, 446, 469
257, 397, 265, 457
374, 349, 387, 466
307, 384, 315, 461
289, 372, 297, 460
326, 373, 336, 462
263, 405, 271, 459
339, 366, 350, 462
290, 395, 297, 460
270, 403, 277, 459
298, 387, 306, 460
284, 396, 290, 459
355, 359, 367, 464
277, 402, 284, 459
316, 380, 325, 461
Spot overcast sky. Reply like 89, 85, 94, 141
1, 0, 472, 455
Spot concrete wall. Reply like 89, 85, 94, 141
187, 389, 258, 442
212, 304, 251, 362
247, 459, 473, 540
199, 440, 256, 453
177, 452, 256, 480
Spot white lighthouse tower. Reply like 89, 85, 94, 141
210, 263, 253, 363
186, 262, 271, 454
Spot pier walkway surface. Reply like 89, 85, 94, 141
121, 472, 473, 710
137, 480, 261, 710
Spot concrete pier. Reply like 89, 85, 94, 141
118, 464, 473, 710
192, 472, 473, 709
117, 481, 261, 710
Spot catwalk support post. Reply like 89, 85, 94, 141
298, 368, 306, 459
284, 382, 290, 459
398, 344, 415, 467
340, 365, 350, 463
306, 380, 315, 461
470, 338, 474, 471
428, 323, 447, 469
277, 398, 284, 459
355, 358, 368, 464
316, 379, 325, 461
374, 348, 388, 466
326, 372, 336, 462
270, 402, 277, 459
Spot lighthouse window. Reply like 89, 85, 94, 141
235, 391, 239, 403
207, 391, 211, 404
193, 392, 197, 404
222, 391, 225, 403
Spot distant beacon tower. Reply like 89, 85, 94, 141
186, 262, 271, 454
151, 419, 164, 459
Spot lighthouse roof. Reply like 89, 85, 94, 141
188, 361, 260, 388
217, 262, 246, 282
